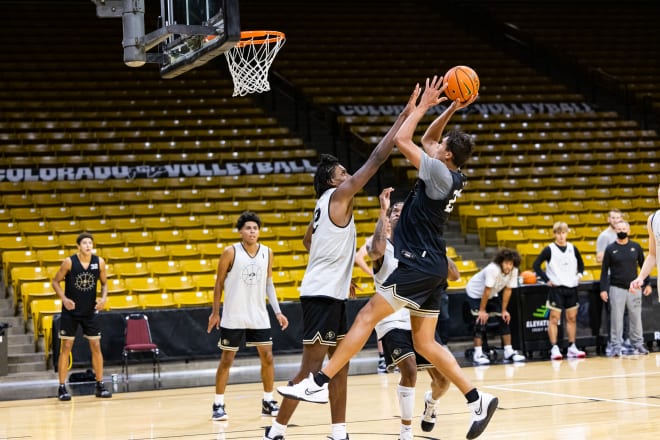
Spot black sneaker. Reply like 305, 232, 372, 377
95, 382, 112, 398
58, 384, 71, 401
262, 399, 280, 416
212, 403, 228, 421
263, 426, 285, 440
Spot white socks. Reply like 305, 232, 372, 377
397, 385, 416, 421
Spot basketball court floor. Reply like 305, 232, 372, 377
1, 353, 659, 439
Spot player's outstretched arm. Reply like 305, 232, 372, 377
333, 86, 420, 203
394, 77, 444, 169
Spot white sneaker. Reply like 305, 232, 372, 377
466, 391, 498, 439
420, 390, 436, 432
504, 350, 526, 363
473, 352, 490, 365
550, 345, 563, 360
276, 373, 329, 404
263, 426, 285, 440
567, 344, 586, 359
399, 426, 413, 440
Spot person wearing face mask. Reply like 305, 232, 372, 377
599, 221, 652, 357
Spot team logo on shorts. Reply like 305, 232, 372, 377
325, 331, 336, 340
222, 338, 230, 346
393, 348, 402, 357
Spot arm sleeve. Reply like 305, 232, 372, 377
266, 278, 281, 315
574, 246, 585, 274
533, 246, 551, 283
418, 152, 453, 200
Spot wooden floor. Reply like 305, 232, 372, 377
1, 355, 659, 439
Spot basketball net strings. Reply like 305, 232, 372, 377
225, 37, 285, 97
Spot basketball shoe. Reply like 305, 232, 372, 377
421, 390, 436, 432
262, 399, 280, 416
95, 382, 112, 398
58, 384, 71, 401
550, 345, 563, 360
466, 391, 498, 439
567, 344, 586, 358
212, 403, 228, 421
263, 426, 284, 440
276, 373, 328, 403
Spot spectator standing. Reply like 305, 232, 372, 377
599, 221, 652, 356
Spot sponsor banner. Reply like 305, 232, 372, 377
0, 159, 316, 182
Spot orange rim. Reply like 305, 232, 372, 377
235, 30, 285, 48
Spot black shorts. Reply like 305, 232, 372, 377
466, 296, 510, 336
300, 296, 348, 346
546, 286, 579, 311
380, 328, 434, 373
58, 312, 102, 340
381, 263, 445, 316
218, 327, 272, 351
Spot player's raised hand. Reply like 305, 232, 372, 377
419, 76, 448, 109
378, 187, 394, 213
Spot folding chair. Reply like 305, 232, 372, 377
122, 313, 161, 386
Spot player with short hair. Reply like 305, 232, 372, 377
263, 87, 421, 440
277, 77, 498, 440
52, 232, 111, 401
207, 211, 288, 421
532, 222, 586, 360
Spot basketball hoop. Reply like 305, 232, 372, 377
224, 30, 286, 97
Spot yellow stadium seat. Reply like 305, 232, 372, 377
122, 231, 156, 246
169, 215, 203, 229
159, 275, 196, 293
108, 217, 143, 231
101, 246, 138, 263
192, 273, 217, 291
105, 294, 141, 311
78, 219, 113, 233
174, 290, 211, 308
21, 281, 60, 322
288, 269, 307, 286
139, 293, 175, 309
183, 228, 218, 243
49, 220, 82, 234
199, 214, 234, 228
166, 243, 199, 259
134, 245, 168, 261
0, 222, 24, 237
276, 254, 307, 270
272, 225, 305, 240
112, 261, 150, 278
36, 249, 68, 266
454, 260, 479, 278
517, 242, 545, 271
262, 240, 291, 254
125, 277, 161, 294
272, 270, 294, 287
197, 242, 226, 258
477, 217, 504, 249
26, 235, 61, 250
3, 249, 39, 284
459, 205, 490, 235
153, 229, 186, 244
446, 246, 458, 260
107, 278, 129, 296
277, 285, 300, 302
69, 205, 103, 219
287, 239, 308, 253
11, 266, 49, 313
180, 258, 216, 275
9, 207, 42, 221
496, 229, 526, 249
40, 206, 73, 221
187, 202, 219, 215
354, 281, 376, 298
447, 276, 469, 291
147, 260, 182, 276
30, 298, 62, 342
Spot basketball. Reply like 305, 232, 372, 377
520, 270, 537, 285
443, 65, 480, 102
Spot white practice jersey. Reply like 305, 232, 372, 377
373, 239, 411, 338
300, 188, 356, 300
546, 242, 580, 288
221, 243, 271, 329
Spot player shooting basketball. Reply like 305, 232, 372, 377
278, 75, 499, 439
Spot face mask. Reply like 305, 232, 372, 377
617, 232, 628, 240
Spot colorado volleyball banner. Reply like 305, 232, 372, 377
335, 101, 594, 116
0, 159, 317, 182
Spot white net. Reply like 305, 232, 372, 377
224, 31, 286, 97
